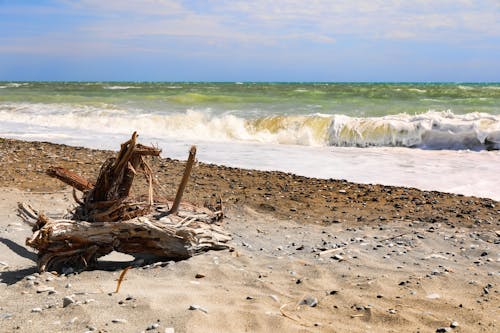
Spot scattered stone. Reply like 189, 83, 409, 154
436, 327, 451, 333
329, 290, 339, 295
269, 294, 279, 303
26, 275, 37, 281
388, 309, 397, 314
426, 293, 440, 299
146, 323, 160, 330
31, 307, 42, 313
36, 286, 55, 293
0, 313, 13, 319
332, 254, 343, 261
65, 283, 71, 288
246, 296, 254, 300
300, 296, 318, 307
111, 319, 127, 324
188, 304, 208, 313
450, 321, 459, 328
195, 273, 205, 279
63, 295, 75, 308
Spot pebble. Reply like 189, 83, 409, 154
146, 323, 160, 330
31, 307, 43, 313
332, 254, 343, 261
63, 295, 75, 308
188, 304, 208, 313
388, 309, 397, 314
0, 313, 13, 319
269, 295, 279, 303
450, 321, 459, 328
426, 293, 441, 299
111, 318, 127, 324
436, 327, 451, 333
300, 296, 318, 307
36, 286, 55, 293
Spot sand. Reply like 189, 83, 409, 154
0, 138, 499, 333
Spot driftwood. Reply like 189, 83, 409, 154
20, 133, 230, 273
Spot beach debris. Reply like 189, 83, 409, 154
19, 132, 231, 273
31, 307, 43, 313
115, 266, 131, 293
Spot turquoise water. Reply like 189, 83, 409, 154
1, 82, 499, 116
1, 82, 499, 150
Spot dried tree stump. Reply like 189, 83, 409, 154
21, 132, 230, 273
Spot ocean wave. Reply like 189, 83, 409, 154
0, 103, 498, 150
103, 85, 140, 90
0, 83, 29, 89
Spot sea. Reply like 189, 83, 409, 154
1, 82, 499, 200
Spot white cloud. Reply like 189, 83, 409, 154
1, 0, 499, 56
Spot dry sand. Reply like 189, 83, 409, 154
0, 138, 499, 332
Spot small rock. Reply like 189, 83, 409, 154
300, 296, 318, 307
426, 293, 440, 299
188, 304, 208, 313
62, 267, 74, 275
246, 296, 254, 300
0, 313, 13, 319
450, 321, 459, 328
436, 327, 451, 333
146, 323, 160, 330
65, 283, 71, 288
111, 319, 127, 324
329, 290, 339, 295
26, 275, 37, 281
388, 309, 397, 314
63, 296, 75, 308
195, 273, 205, 279
36, 286, 55, 293
332, 254, 343, 261
269, 294, 279, 303
31, 307, 43, 313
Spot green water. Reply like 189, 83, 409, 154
1, 82, 499, 117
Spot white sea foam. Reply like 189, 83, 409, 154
103, 85, 140, 90
0, 103, 499, 150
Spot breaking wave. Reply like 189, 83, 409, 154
0, 103, 499, 150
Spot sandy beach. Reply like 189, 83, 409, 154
0, 138, 498, 333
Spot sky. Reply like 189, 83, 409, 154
0, 0, 499, 82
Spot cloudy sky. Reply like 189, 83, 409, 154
0, 0, 499, 81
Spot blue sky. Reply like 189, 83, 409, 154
0, 0, 499, 81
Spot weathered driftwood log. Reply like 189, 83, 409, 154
20, 203, 229, 272
22, 132, 230, 273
